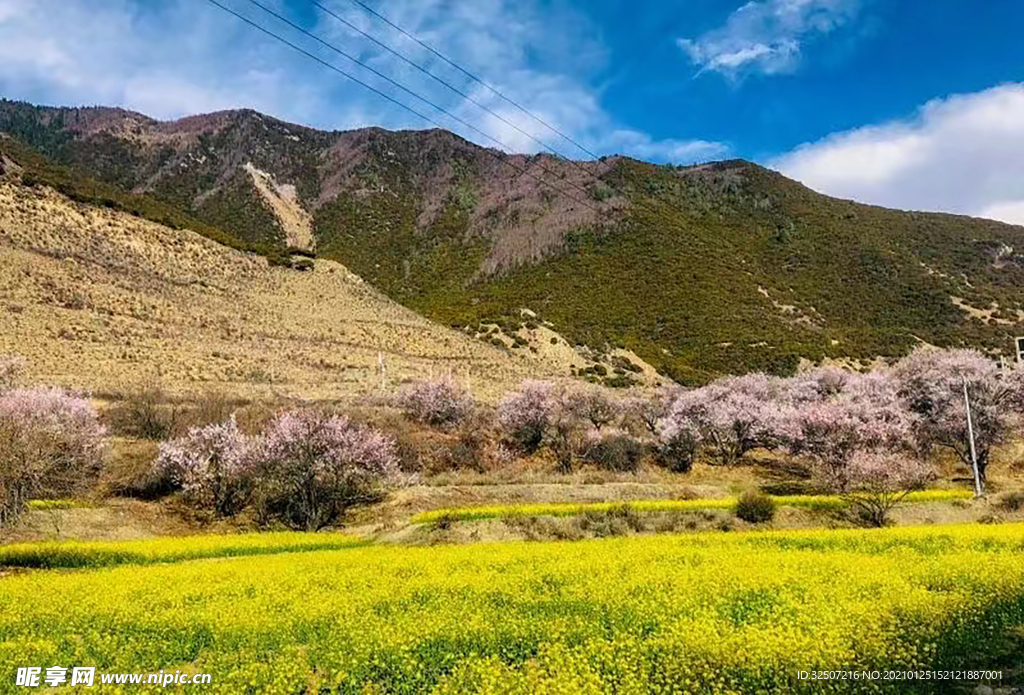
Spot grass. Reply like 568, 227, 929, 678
0, 173, 536, 401
0, 523, 1022, 693
411, 489, 975, 523
0, 133, 282, 261
0, 531, 362, 569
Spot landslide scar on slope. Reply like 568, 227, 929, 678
243, 162, 315, 252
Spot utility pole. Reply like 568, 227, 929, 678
962, 375, 983, 497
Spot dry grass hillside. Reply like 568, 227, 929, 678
0, 179, 558, 400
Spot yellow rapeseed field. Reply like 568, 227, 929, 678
2, 524, 1023, 693
411, 489, 974, 523
0, 532, 361, 569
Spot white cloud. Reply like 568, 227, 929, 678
679, 0, 860, 78
0, 0, 345, 124
771, 83, 1024, 227
0, 0, 24, 23
977, 201, 1024, 227
0, 0, 723, 164
602, 129, 729, 163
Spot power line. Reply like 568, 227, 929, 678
239, 0, 606, 212
340, 0, 604, 163
306, 0, 572, 165
325, 0, 697, 225
308, 0, 654, 214
204, 0, 602, 216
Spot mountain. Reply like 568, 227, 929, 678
4, 99, 1024, 383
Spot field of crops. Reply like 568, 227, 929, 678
0, 532, 361, 569
411, 489, 974, 523
1, 523, 1022, 694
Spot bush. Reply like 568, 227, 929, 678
0, 354, 26, 391
108, 384, 180, 440
657, 428, 697, 473
582, 430, 644, 472
497, 380, 554, 454
247, 409, 398, 530
577, 504, 645, 536
998, 491, 1024, 512
178, 391, 241, 433
443, 415, 493, 472
396, 378, 474, 428
735, 491, 776, 523
154, 417, 251, 517
0, 387, 108, 526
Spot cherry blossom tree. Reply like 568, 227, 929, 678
785, 365, 856, 403
894, 347, 1024, 489
154, 416, 251, 517
827, 450, 933, 527
497, 380, 555, 454
247, 409, 398, 530
660, 373, 788, 465
396, 377, 474, 428
0, 386, 107, 525
780, 371, 914, 491
623, 386, 682, 436
561, 385, 620, 431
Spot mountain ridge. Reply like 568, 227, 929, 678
3, 98, 1023, 383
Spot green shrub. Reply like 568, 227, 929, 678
735, 491, 776, 524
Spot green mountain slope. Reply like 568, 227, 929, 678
3, 99, 1023, 382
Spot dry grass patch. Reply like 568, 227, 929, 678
0, 182, 551, 401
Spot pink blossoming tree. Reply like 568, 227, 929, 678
154, 416, 251, 517
247, 409, 398, 530
831, 450, 933, 526
780, 371, 915, 490
497, 380, 555, 454
660, 373, 789, 465
0, 386, 107, 525
396, 378, 474, 428
894, 347, 1024, 490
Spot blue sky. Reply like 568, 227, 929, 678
1, 0, 1024, 224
